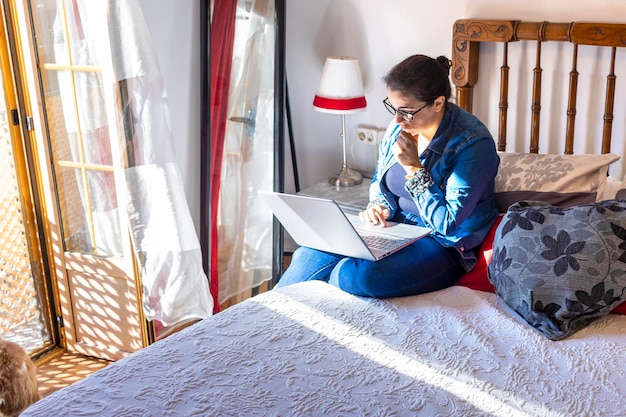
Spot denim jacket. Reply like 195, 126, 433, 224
369, 103, 500, 271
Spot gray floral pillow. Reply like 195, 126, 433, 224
494, 153, 620, 212
488, 200, 626, 340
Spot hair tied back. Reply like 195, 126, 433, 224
436, 55, 451, 75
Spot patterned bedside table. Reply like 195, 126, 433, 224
297, 180, 370, 213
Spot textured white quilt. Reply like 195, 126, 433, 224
23, 282, 626, 416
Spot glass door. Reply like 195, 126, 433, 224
0, 45, 54, 355
0, 0, 58, 357
217, 0, 279, 306
204, 0, 285, 309
26, 0, 147, 360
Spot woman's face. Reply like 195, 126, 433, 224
386, 87, 445, 137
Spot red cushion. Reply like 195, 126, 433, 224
455, 215, 626, 316
454, 216, 501, 293
614, 302, 626, 315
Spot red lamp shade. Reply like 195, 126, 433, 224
313, 56, 367, 114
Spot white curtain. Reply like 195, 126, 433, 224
57, 0, 214, 326
217, 0, 275, 304
108, 0, 214, 324
53, 0, 122, 257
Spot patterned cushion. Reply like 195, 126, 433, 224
487, 200, 626, 340
494, 153, 620, 213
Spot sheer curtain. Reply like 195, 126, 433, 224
109, 0, 214, 325
61, 0, 214, 326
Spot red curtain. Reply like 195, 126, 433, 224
208, 0, 237, 312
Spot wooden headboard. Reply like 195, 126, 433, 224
451, 19, 626, 156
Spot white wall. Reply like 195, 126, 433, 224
139, 0, 201, 231
140, 0, 626, 230
286, 0, 626, 192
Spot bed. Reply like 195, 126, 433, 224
23, 19, 626, 417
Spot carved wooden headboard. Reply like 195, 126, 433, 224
451, 19, 626, 155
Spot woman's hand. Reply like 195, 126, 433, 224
359, 204, 391, 227
393, 130, 422, 173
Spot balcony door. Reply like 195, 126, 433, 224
1, 0, 147, 361
0, 0, 157, 361
25, 0, 149, 360
3, 0, 211, 362
0, 3, 55, 357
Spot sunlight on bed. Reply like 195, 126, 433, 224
256, 290, 565, 417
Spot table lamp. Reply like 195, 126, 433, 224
313, 56, 367, 187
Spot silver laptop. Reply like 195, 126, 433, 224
259, 191, 431, 261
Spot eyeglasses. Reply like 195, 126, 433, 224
382, 98, 430, 122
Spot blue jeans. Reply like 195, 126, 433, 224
276, 236, 465, 298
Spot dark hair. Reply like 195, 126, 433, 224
382, 54, 452, 104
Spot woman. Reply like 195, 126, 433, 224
276, 54, 499, 298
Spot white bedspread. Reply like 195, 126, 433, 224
23, 282, 626, 416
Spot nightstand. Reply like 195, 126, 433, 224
282, 180, 370, 256
297, 180, 370, 213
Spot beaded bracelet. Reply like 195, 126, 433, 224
366, 198, 390, 211
404, 168, 434, 196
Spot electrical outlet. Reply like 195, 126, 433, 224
357, 127, 379, 145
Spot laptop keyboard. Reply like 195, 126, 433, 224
357, 229, 412, 251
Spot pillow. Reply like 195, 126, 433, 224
603, 175, 623, 200
494, 153, 620, 213
455, 216, 501, 293
487, 200, 626, 340
455, 216, 626, 316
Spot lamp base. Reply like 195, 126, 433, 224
328, 166, 363, 187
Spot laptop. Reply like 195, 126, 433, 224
259, 191, 431, 261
